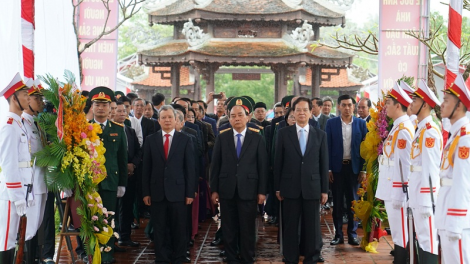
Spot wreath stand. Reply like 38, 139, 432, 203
54, 192, 79, 264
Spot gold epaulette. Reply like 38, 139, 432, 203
220, 128, 231, 134
276, 122, 279, 126
126, 117, 130, 120
256, 125, 264, 130
111, 121, 124, 127
248, 127, 260, 133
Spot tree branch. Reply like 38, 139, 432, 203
319, 31, 379, 55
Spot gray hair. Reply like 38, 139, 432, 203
322, 96, 334, 106
158, 105, 177, 119
175, 110, 185, 122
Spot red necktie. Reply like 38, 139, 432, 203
164, 134, 170, 160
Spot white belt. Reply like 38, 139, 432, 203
440, 178, 453, 187
18, 161, 32, 168
410, 165, 422, 172
380, 156, 395, 167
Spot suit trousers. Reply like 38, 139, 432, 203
150, 198, 187, 264
282, 198, 322, 264
119, 177, 136, 241
41, 192, 56, 259
220, 196, 257, 264
331, 163, 359, 239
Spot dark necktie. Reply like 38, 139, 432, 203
236, 134, 242, 158
448, 132, 452, 140
100, 124, 105, 131
164, 134, 170, 160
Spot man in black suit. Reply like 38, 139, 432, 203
114, 102, 142, 247
322, 96, 336, 118
274, 97, 329, 264
133, 98, 157, 143
210, 97, 268, 264
357, 97, 371, 122
142, 105, 196, 264
311, 97, 330, 131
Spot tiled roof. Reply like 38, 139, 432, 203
132, 66, 193, 87
148, 0, 343, 18
300, 67, 362, 88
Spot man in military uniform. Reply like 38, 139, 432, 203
375, 82, 414, 263
89, 86, 128, 264
0, 73, 32, 263
436, 74, 470, 263
22, 79, 47, 263
408, 80, 442, 263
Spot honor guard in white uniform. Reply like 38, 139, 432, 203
375, 82, 414, 263
408, 80, 442, 263
22, 79, 47, 263
0, 73, 33, 262
400, 80, 419, 129
436, 74, 470, 263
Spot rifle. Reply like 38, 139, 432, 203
399, 161, 416, 264
14, 158, 35, 264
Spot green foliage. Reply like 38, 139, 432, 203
397, 75, 415, 89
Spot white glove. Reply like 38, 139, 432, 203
61, 189, 73, 198
14, 200, 27, 216
27, 199, 35, 207
117, 186, 126, 198
392, 200, 403, 210
447, 231, 461, 241
415, 206, 432, 219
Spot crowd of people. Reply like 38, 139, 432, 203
0, 71, 469, 264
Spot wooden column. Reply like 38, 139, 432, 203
273, 65, 287, 102
194, 72, 201, 100
206, 66, 215, 113
311, 65, 321, 98
171, 64, 181, 99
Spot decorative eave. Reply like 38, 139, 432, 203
138, 39, 353, 68
146, 0, 345, 26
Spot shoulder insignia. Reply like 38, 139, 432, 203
256, 125, 264, 130
425, 137, 435, 148
7, 118, 13, 125
111, 121, 124, 127
458, 146, 469, 159
249, 127, 260, 133
461, 126, 467, 136
397, 139, 406, 149
426, 122, 432, 130
219, 128, 231, 134
126, 117, 130, 120
399, 123, 404, 129
276, 123, 279, 126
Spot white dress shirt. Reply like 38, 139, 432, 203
233, 127, 247, 148
313, 113, 322, 122
295, 123, 310, 144
162, 129, 175, 153
129, 116, 143, 147
341, 117, 353, 160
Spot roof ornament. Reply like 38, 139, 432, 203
324, 0, 354, 11
182, 19, 210, 49
194, 0, 213, 8
288, 20, 314, 51
143, 0, 179, 13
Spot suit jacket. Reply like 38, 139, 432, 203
182, 126, 203, 157
140, 116, 157, 143
325, 116, 367, 175
203, 115, 218, 137
365, 115, 371, 123
142, 131, 196, 202
210, 128, 268, 200
180, 130, 200, 193
273, 125, 328, 200
92, 120, 128, 191
125, 125, 142, 168
316, 114, 330, 131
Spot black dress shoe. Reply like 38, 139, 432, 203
114, 245, 127, 252
118, 239, 140, 247
131, 222, 139, 229
348, 237, 360, 246
188, 239, 194, 247
183, 257, 191, 263
210, 238, 222, 246
268, 217, 278, 224
219, 250, 225, 256
330, 237, 344, 245
186, 250, 190, 257
101, 258, 116, 264
222, 257, 228, 262
318, 255, 325, 262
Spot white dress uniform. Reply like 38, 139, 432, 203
436, 74, 470, 264
376, 82, 414, 252
21, 112, 47, 240
0, 113, 33, 251
409, 116, 442, 254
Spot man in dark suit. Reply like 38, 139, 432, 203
311, 97, 330, 131
89, 87, 128, 264
322, 96, 336, 118
357, 97, 371, 122
325, 94, 367, 246
152, 92, 166, 120
210, 97, 268, 264
197, 100, 218, 137
114, 102, 142, 247
133, 98, 157, 143
274, 97, 328, 264
142, 105, 196, 264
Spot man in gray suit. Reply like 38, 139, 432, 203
311, 97, 330, 131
